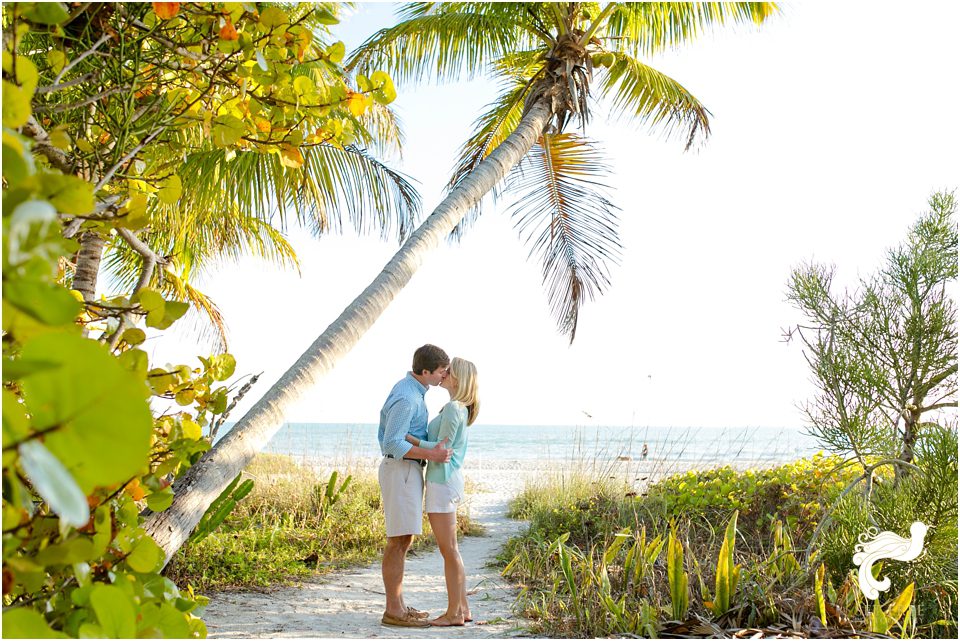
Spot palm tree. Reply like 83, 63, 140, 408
145, 2, 779, 562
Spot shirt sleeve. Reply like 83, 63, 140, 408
382, 398, 414, 459
435, 403, 462, 444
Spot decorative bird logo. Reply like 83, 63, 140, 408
852, 521, 928, 599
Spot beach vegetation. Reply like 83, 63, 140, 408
786, 191, 957, 481
501, 451, 957, 637
161, 1, 781, 564
166, 454, 481, 591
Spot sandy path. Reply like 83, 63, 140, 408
201, 470, 530, 639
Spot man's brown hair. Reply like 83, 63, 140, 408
412, 344, 449, 375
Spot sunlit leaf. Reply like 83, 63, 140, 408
18, 440, 90, 528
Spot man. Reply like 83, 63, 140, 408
378, 344, 453, 627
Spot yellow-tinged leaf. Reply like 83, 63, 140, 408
157, 175, 182, 205
293, 75, 314, 97
152, 2, 180, 20
49, 126, 71, 150
259, 6, 287, 29
346, 92, 366, 117
181, 418, 202, 440
219, 20, 239, 41
2, 81, 31, 128
886, 582, 914, 622
47, 50, 68, 74
279, 145, 303, 169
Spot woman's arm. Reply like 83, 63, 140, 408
408, 433, 440, 448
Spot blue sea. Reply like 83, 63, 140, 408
246, 423, 821, 469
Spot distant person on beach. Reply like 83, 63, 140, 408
377, 344, 453, 628
404, 357, 480, 627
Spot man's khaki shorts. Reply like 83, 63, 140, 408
378, 456, 424, 537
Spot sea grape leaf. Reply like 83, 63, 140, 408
18, 440, 90, 528
19, 333, 152, 492
126, 535, 164, 573
0, 608, 68, 638
4, 280, 81, 325
90, 584, 137, 639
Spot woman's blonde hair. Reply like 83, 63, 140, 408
449, 357, 480, 426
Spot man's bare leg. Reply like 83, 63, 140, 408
382, 534, 413, 617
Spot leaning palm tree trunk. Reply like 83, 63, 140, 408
145, 98, 555, 564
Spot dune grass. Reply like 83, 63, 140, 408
500, 453, 958, 638
166, 453, 481, 591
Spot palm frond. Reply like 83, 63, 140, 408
157, 267, 230, 355
605, 2, 780, 58
298, 144, 421, 241
597, 52, 712, 150
349, 101, 406, 159
504, 133, 622, 342
101, 215, 300, 352
172, 145, 419, 241
446, 76, 533, 240
347, 11, 533, 85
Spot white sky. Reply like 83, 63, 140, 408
150, 2, 960, 428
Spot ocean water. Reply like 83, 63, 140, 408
246, 423, 821, 468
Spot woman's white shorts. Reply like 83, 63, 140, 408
424, 470, 464, 514
378, 457, 424, 537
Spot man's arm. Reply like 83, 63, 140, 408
382, 399, 415, 459
405, 434, 453, 463
384, 400, 450, 463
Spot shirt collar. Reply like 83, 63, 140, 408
406, 372, 427, 396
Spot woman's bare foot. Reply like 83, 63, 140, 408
462, 610, 473, 623
429, 614, 465, 627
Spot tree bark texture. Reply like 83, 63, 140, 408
72, 231, 106, 302
144, 98, 555, 565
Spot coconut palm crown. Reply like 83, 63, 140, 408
349, 2, 778, 340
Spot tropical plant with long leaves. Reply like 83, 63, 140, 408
144, 1, 779, 563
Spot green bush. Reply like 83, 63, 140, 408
501, 451, 958, 638
819, 425, 958, 637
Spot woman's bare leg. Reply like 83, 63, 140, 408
428, 511, 465, 626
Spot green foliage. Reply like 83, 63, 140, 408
667, 525, 689, 621
645, 453, 854, 539
501, 453, 956, 637
711, 510, 741, 617
7, 0, 414, 351
166, 457, 422, 590
786, 192, 957, 473
188, 474, 255, 546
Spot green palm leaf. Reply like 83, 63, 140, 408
347, 10, 534, 84
447, 76, 533, 239
505, 133, 622, 342
102, 214, 301, 351
598, 52, 711, 150
173, 145, 420, 241
605, 3, 780, 58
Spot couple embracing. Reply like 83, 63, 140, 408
377, 344, 480, 628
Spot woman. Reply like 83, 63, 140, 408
405, 357, 479, 626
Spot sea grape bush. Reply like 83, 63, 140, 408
3, 1, 392, 636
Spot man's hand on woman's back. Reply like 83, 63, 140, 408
427, 437, 453, 463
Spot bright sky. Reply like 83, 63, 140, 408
150, 2, 960, 428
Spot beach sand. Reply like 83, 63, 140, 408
199, 456, 768, 638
